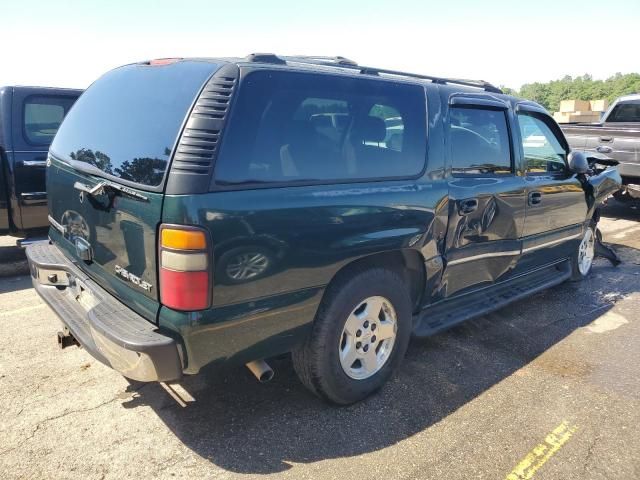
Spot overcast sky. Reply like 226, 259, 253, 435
2, 0, 639, 91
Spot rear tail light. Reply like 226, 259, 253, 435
159, 225, 211, 311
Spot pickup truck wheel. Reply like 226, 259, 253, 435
571, 225, 596, 281
292, 268, 411, 405
613, 190, 633, 203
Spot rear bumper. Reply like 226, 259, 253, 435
26, 241, 183, 382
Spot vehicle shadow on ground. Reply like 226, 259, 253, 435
123, 243, 639, 475
601, 198, 640, 221
0, 273, 32, 293
0, 244, 29, 279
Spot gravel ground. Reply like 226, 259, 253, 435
0, 201, 638, 480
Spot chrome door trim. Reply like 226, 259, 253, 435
521, 233, 581, 253
447, 250, 521, 266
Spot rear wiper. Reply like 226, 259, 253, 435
63, 158, 149, 201
73, 180, 148, 201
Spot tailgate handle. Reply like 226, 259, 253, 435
23, 159, 47, 167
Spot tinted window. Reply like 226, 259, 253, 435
24, 96, 75, 145
449, 107, 512, 175
50, 61, 217, 187
214, 71, 427, 184
607, 102, 640, 122
518, 113, 567, 173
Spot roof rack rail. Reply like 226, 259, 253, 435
283, 55, 359, 67
245, 53, 503, 94
360, 67, 503, 94
245, 53, 286, 65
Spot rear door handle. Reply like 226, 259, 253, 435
528, 191, 542, 206
458, 198, 478, 215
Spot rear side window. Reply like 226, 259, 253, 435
50, 61, 217, 187
214, 71, 427, 185
23, 96, 75, 145
449, 107, 512, 175
607, 102, 640, 122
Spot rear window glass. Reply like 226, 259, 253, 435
214, 71, 427, 184
50, 61, 216, 187
607, 102, 640, 122
24, 96, 75, 145
449, 107, 512, 175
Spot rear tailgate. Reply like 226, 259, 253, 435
47, 60, 219, 322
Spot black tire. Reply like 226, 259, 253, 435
292, 268, 412, 405
570, 223, 596, 281
613, 189, 632, 203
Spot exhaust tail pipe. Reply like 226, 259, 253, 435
246, 360, 274, 383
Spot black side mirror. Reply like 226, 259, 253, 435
568, 151, 589, 174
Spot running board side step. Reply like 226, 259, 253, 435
413, 259, 571, 337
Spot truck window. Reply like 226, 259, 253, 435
23, 96, 75, 146
214, 71, 427, 185
517, 112, 567, 174
449, 107, 512, 175
607, 103, 640, 122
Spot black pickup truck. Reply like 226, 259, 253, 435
0, 86, 81, 240
561, 94, 640, 201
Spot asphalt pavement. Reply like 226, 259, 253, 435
0, 200, 638, 479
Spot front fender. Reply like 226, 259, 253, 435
585, 167, 622, 218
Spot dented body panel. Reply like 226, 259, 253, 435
28, 57, 621, 379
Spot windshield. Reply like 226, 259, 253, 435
50, 61, 217, 187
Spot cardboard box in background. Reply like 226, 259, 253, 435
554, 112, 571, 123
560, 99, 591, 113
590, 99, 609, 112
553, 112, 600, 123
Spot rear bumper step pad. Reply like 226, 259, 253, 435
26, 241, 182, 382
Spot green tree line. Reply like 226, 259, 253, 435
501, 73, 640, 112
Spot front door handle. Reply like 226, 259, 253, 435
596, 145, 613, 154
528, 191, 542, 206
599, 136, 613, 143
458, 198, 478, 215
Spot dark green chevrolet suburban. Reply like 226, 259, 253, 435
26, 54, 621, 404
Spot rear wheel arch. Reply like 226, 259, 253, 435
323, 249, 426, 313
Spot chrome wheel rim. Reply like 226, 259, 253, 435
226, 252, 269, 280
578, 228, 595, 276
338, 296, 397, 380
